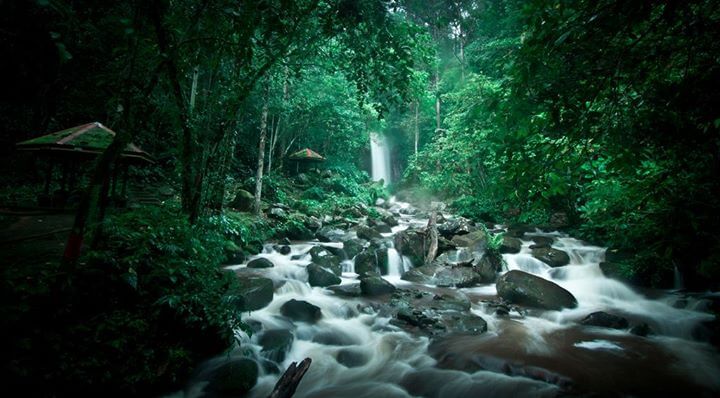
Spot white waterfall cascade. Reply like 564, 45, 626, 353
370, 132, 391, 186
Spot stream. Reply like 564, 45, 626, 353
180, 199, 720, 398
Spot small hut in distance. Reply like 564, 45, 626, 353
287, 148, 325, 174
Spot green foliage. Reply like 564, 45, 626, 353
6, 204, 245, 394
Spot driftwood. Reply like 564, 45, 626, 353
267, 357, 312, 398
425, 210, 438, 265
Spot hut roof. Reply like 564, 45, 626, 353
16, 122, 154, 164
288, 148, 325, 161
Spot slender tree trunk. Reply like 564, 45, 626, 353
254, 79, 270, 215
414, 101, 419, 155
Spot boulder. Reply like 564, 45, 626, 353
496, 270, 578, 311
229, 189, 254, 212
630, 323, 653, 337
528, 235, 554, 248
356, 225, 383, 241
223, 243, 246, 265
247, 257, 274, 269
401, 264, 438, 284
280, 299, 322, 323
205, 358, 258, 395
372, 222, 393, 234
450, 229, 487, 253
316, 227, 346, 242
269, 207, 288, 219
342, 238, 366, 259
580, 311, 629, 329
434, 266, 482, 288
233, 276, 274, 311
499, 236, 522, 254
259, 329, 294, 362
308, 246, 342, 275
441, 313, 488, 335
328, 283, 362, 297
531, 247, 570, 267
474, 253, 502, 283
360, 276, 396, 296
394, 230, 427, 265
307, 264, 341, 287
438, 217, 475, 238
277, 245, 291, 255
354, 250, 380, 276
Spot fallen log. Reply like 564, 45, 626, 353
267, 357, 312, 398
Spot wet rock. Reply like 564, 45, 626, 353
356, 225, 382, 241
277, 245, 291, 255
630, 323, 653, 337
580, 311, 629, 329
450, 230, 487, 253
434, 266, 482, 288
307, 264, 341, 287
360, 276, 396, 296
205, 358, 258, 395
372, 222, 393, 234
401, 264, 438, 284
441, 313, 488, 335
506, 224, 535, 239
328, 283, 362, 297
342, 238, 366, 259
355, 249, 387, 276
316, 227, 346, 242
259, 329, 294, 362
531, 247, 570, 267
247, 257, 274, 268
233, 276, 274, 311
496, 270, 578, 311
438, 217, 475, 238
336, 348, 369, 368
528, 235, 554, 248
308, 246, 341, 275
599, 261, 633, 284
313, 329, 361, 346
229, 189, 254, 212
437, 236, 456, 255
499, 236, 522, 254
474, 253, 502, 283
280, 299, 322, 323
280, 237, 292, 245
394, 230, 427, 265
431, 293, 471, 312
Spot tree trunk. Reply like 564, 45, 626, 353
254, 79, 270, 215
267, 358, 312, 398
424, 211, 438, 265
414, 101, 419, 155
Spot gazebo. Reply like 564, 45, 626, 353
15, 122, 154, 207
287, 148, 325, 174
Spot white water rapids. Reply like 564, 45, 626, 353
177, 201, 720, 397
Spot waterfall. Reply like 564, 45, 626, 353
386, 248, 404, 276
370, 132, 391, 186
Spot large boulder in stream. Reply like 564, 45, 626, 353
354, 249, 388, 276
450, 230, 487, 253
233, 276, 274, 311
259, 329, 294, 362
247, 257, 274, 269
580, 311, 629, 329
496, 270, 578, 311
307, 264, 341, 287
316, 227, 346, 242
280, 299, 322, 323
205, 358, 258, 395
394, 230, 426, 265
499, 236, 522, 254
308, 246, 342, 275
531, 247, 570, 267
437, 217, 475, 238
360, 276, 396, 296
356, 225, 383, 241
342, 238, 366, 259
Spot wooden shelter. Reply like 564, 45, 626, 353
15, 122, 154, 207
288, 148, 325, 174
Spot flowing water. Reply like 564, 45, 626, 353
180, 202, 720, 397
370, 132, 391, 186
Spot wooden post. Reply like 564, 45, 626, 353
267, 358, 312, 398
